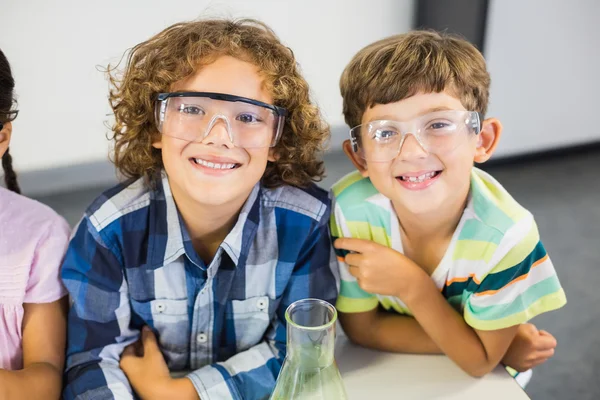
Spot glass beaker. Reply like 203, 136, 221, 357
270, 298, 348, 400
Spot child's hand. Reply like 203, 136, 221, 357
120, 326, 175, 399
334, 237, 427, 299
502, 323, 557, 372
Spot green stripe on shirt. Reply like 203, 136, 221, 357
467, 275, 563, 321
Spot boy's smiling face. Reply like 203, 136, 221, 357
345, 91, 501, 216
153, 55, 275, 210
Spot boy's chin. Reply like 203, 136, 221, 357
188, 192, 238, 208
389, 190, 445, 216
401, 201, 442, 216
190, 179, 260, 207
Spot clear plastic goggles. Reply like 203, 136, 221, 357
155, 92, 287, 148
350, 110, 481, 162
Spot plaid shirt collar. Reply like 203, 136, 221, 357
146, 173, 261, 269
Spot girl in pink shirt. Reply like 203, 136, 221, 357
0, 49, 69, 400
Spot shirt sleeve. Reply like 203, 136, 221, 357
330, 194, 379, 314
24, 215, 70, 303
186, 212, 339, 399
463, 215, 567, 331
61, 217, 138, 400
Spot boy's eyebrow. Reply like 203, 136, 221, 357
368, 106, 456, 122
424, 106, 454, 113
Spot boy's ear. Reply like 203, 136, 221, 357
342, 139, 369, 177
268, 148, 278, 162
0, 121, 13, 157
474, 118, 502, 164
152, 132, 163, 149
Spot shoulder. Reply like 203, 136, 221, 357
331, 170, 379, 205
330, 170, 390, 224
467, 167, 533, 236
259, 182, 330, 224
454, 168, 542, 277
82, 176, 153, 234
0, 187, 70, 242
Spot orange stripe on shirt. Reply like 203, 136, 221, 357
446, 273, 482, 287
474, 254, 549, 297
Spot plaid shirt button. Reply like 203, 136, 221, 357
196, 333, 208, 344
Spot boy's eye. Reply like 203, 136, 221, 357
373, 129, 398, 140
179, 105, 204, 115
426, 121, 455, 131
431, 122, 448, 129
237, 113, 261, 124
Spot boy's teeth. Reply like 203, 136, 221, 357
194, 158, 236, 169
403, 171, 436, 182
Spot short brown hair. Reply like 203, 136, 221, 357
108, 18, 328, 188
340, 30, 490, 128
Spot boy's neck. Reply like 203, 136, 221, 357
172, 190, 250, 265
393, 186, 470, 244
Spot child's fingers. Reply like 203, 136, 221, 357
528, 351, 555, 368
344, 253, 362, 268
142, 326, 161, 355
121, 345, 136, 358
347, 265, 361, 279
535, 348, 555, 359
539, 329, 555, 339
334, 238, 373, 253
120, 345, 137, 370
535, 333, 557, 350
528, 357, 549, 369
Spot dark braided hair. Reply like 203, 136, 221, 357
0, 49, 20, 194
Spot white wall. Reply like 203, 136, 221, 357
484, 0, 600, 157
1, 0, 414, 173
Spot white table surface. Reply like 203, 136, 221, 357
336, 335, 530, 400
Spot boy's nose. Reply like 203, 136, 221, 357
202, 116, 235, 148
398, 133, 428, 160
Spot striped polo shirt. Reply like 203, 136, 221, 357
330, 167, 566, 331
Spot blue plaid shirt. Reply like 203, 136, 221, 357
61, 174, 338, 400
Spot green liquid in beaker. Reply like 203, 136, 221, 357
271, 345, 347, 400
270, 299, 348, 400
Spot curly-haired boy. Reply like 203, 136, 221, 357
62, 18, 337, 400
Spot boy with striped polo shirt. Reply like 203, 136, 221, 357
331, 30, 566, 382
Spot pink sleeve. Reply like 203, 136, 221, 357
23, 216, 71, 303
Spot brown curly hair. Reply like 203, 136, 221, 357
340, 30, 490, 129
108, 18, 329, 188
